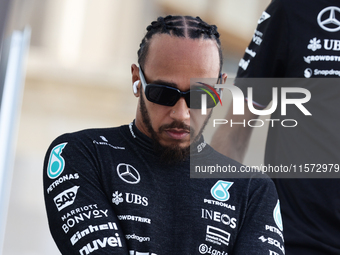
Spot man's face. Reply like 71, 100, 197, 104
134, 34, 221, 151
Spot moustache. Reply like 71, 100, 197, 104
158, 121, 193, 133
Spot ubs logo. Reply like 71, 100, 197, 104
317, 6, 340, 32
116, 163, 140, 184
112, 191, 148, 206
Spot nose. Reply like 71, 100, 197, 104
170, 97, 190, 121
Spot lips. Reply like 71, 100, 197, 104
165, 128, 190, 140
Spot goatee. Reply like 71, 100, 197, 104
139, 93, 212, 164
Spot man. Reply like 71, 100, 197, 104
211, 0, 340, 254
44, 15, 284, 254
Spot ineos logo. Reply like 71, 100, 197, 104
117, 163, 140, 184
317, 6, 340, 32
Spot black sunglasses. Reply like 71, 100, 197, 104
139, 67, 222, 109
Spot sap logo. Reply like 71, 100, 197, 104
201, 209, 237, 229
53, 186, 79, 211
211, 181, 233, 202
112, 191, 148, 206
79, 235, 122, 255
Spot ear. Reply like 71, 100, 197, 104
131, 64, 141, 97
221, 73, 228, 84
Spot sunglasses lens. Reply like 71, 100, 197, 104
145, 84, 220, 109
146, 85, 180, 106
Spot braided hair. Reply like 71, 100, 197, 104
138, 15, 223, 72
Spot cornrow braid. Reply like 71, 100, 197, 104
138, 15, 223, 72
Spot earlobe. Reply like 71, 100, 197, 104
131, 63, 141, 97
133, 80, 140, 94
222, 73, 228, 83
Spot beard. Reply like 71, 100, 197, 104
139, 93, 212, 165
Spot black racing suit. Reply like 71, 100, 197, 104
44, 121, 284, 254
236, 0, 340, 253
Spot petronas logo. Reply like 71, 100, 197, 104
47, 143, 67, 179
273, 200, 283, 231
210, 180, 233, 202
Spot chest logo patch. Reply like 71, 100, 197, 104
211, 180, 233, 202
47, 142, 68, 179
273, 200, 283, 231
117, 163, 140, 184
317, 6, 340, 32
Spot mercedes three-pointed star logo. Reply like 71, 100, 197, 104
317, 6, 340, 32
116, 163, 140, 184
